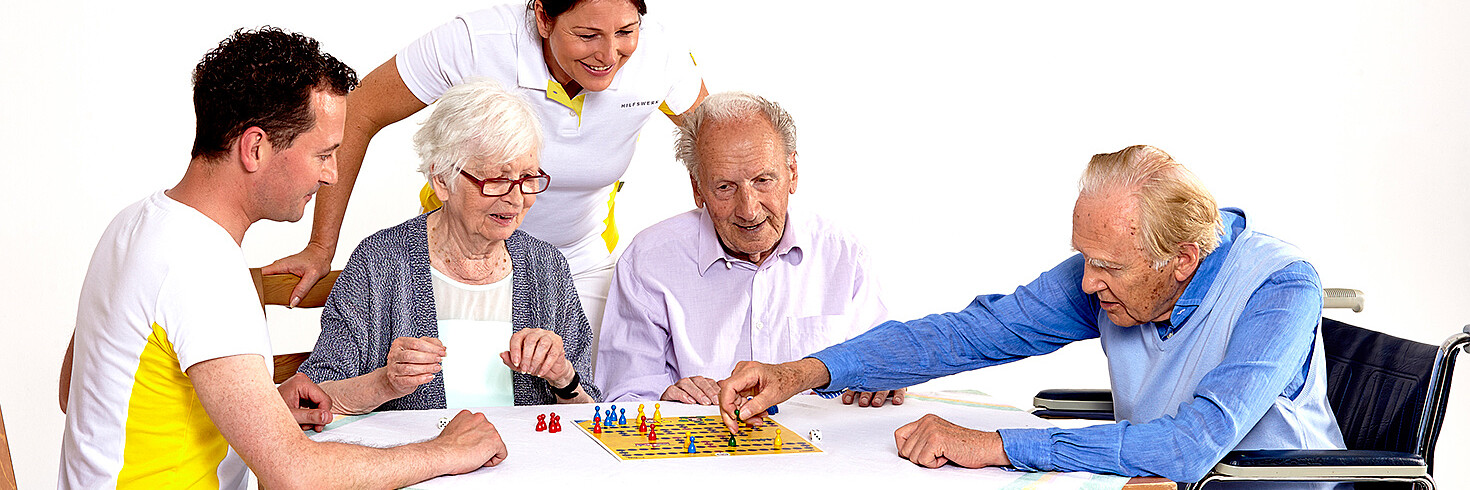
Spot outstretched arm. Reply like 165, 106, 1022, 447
997, 262, 1324, 481
810, 255, 1100, 394
190, 353, 505, 489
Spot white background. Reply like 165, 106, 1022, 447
3, 1, 1467, 487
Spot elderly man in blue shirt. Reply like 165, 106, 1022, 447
717, 145, 1345, 484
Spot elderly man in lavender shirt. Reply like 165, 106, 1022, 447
595, 92, 903, 407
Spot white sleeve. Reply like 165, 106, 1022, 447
162, 250, 271, 372
396, 16, 478, 105
652, 22, 703, 115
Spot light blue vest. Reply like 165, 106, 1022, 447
1099, 223, 1345, 452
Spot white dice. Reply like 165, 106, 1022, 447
437, 417, 450, 430
808, 429, 822, 442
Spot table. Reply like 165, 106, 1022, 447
310, 391, 1172, 488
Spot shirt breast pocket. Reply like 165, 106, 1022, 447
780, 314, 856, 363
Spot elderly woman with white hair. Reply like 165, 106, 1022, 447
299, 80, 600, 411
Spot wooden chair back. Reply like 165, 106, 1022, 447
250, 268, 340, 384
0, 405, 14, 490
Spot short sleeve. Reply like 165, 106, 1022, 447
159, 244, 270, 372
397, 16, 478, 105
649, 20, 702, 115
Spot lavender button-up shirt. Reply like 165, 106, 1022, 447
595, 206, 888, 402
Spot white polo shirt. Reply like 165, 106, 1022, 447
397, 4, 703, 274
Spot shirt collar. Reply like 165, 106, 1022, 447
696, 206, 806, 276
514, 9, 627, 92
1165, 208, 1246, 329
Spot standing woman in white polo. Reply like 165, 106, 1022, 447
265, 0, 708, 363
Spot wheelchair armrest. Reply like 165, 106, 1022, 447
1323, 288, 1364, 312
1032, 389, 1114, 420
1211, 449, 1427, 479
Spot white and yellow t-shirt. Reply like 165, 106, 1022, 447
60, 190, 271, 489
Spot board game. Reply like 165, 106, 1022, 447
575, 413, 821, 461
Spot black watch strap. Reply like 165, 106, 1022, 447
550, 371, 581, 399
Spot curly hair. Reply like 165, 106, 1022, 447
190, 27, 358, 160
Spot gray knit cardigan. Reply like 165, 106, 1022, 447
298, 212, 602, 409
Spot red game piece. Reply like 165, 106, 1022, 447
535, 414, 547, 432
638, 417, 646, 432
549, 413, 562, 433
647, 425, 657, 441
593, 417, 602, 434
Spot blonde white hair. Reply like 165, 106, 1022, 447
1079, 145, 1223, 268
414, 79, 542, 190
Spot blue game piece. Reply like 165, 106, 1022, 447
766, 403, 779, 415
605, 409, 616, 427
619, 408, 627, 425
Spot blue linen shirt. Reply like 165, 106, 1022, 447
808, 210, 1327, 480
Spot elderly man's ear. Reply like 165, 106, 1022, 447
785, 152, 798, 194
1172, 242, 1202, 281
689, 174, 703, 208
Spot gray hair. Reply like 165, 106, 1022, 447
673, 91, 797, 179
1079, 145, 1223, 269
414, 79, 542, 190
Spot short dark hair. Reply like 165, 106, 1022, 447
190, 27, 358, 160
530, 0, 647, 19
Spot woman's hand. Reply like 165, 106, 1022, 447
500, 328, 576, 389
261, 242, 334, 308
376, 336, 446, 398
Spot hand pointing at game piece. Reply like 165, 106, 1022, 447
717, 358, 832, 434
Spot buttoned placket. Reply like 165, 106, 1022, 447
749, 261, 766, 361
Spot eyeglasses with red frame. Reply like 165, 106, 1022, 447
458, 170, 551, 197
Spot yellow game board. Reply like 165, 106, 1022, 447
576, 414, 821, 461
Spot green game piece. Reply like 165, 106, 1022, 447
728, 434, 737, 447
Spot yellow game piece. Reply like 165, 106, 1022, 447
774, 428, 782, 449
654, 403, 662, 423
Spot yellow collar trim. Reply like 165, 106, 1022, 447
546, 79, 586, 126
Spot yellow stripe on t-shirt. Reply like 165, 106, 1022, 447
118, 322, 227, 489
601, 181, 623, 252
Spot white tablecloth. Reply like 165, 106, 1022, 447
308, 391, 1130, 488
